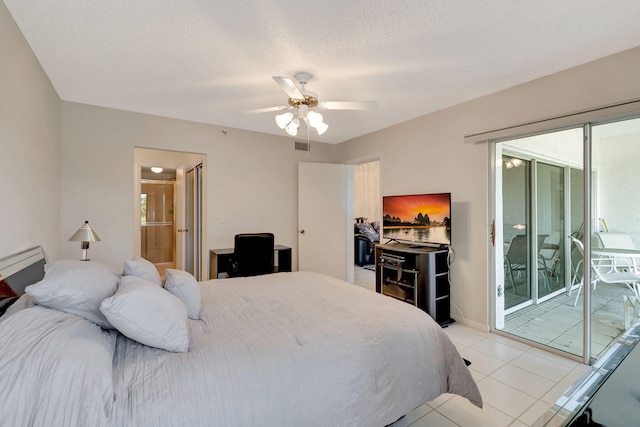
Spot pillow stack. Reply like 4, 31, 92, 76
26, 256, 202, 353
25, 260, 120, 329
164, 268, 201, 320
100, 275, 190, 353
123, 256, 163, 286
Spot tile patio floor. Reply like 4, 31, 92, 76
503, 281, 631, 359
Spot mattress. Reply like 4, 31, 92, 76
0, 271, 481, 426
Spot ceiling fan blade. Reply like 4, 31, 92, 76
245, 105, 292, 114
272, 76, 305, 99
319, 101, 378, 110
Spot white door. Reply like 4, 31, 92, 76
182, 164, 204, 279
298, 162, 354, 281
175, 167, 185, 271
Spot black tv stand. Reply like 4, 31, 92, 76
375, 243, 451, 326
384, 238, 402, 244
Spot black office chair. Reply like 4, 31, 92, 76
230, 233, 275, 277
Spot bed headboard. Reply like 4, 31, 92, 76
0, 246, 46, 298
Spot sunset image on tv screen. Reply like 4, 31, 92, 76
383, 194, 450, 224
382, 193, 451, 245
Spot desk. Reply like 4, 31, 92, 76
209, 245, 292, 279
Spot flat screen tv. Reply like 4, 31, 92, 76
382, 193, 451, 247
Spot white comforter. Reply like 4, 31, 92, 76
0, 271, 481, 426
0, 306, 117, 426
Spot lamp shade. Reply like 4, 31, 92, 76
314, 121, 329, 135
68, 221, 101, 242
275, 112, 294, 129
307, 111, 323, 127
285, 118, 299, 136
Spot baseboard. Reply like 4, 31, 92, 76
450, 315, 490, 333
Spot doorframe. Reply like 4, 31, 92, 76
347, 155, 382, 283
479, 104, 640, 364
499, 150, 579, 315
490, 130, 589, 362
133, 148, 207, 279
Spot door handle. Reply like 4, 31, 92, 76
490, 220, 495, 247
177, 229, 190, 233
299, 229, 305, 234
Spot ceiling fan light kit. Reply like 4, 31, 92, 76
257, 72, 376, 137
275, 97, 328, 136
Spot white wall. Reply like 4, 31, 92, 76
596, 130, 640, 245
504, 128, 584, 166
337, 46, 640, 331
59, 102, 340, 271
0, 2, 60, 260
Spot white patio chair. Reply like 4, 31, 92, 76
596, 232, 639, 272
568, 235, 640, 307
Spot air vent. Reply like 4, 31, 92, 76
295, 141, 310, 152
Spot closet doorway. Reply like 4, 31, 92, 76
134, 148, 206, 280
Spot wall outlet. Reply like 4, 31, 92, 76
218, 214, 225, 224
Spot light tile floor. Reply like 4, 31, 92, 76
354, 266, 591, 426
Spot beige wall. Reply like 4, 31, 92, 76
0, 1, 60, 260
59, 102, 340, 271
337, 46, 640, 330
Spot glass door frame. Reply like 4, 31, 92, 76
491, 126, 590, 363
482, 100, 640, 365
499, 147, 583, 314
500, 150, 532, 315
500, 151, 578, 315
490, 121, 626, 364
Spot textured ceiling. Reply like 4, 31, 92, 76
5, 0, 640, 144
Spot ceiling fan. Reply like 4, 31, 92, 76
248, 72, 377, 137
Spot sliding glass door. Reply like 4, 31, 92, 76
536, 162, 565, 299
501, 154, 531, 310
494, 117, 640, 362
495, 128, 585, 357
589, 119, 640, 360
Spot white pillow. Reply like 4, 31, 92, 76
123, 256, 162, 286
100, 275, 189, 352
164, 269, 201, 320
25, 260, 119, 328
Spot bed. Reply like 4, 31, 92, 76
0, 246, 481, 427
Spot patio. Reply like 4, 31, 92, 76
503, 282, 632, 359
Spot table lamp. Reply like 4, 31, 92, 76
68, 220, 101, 261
